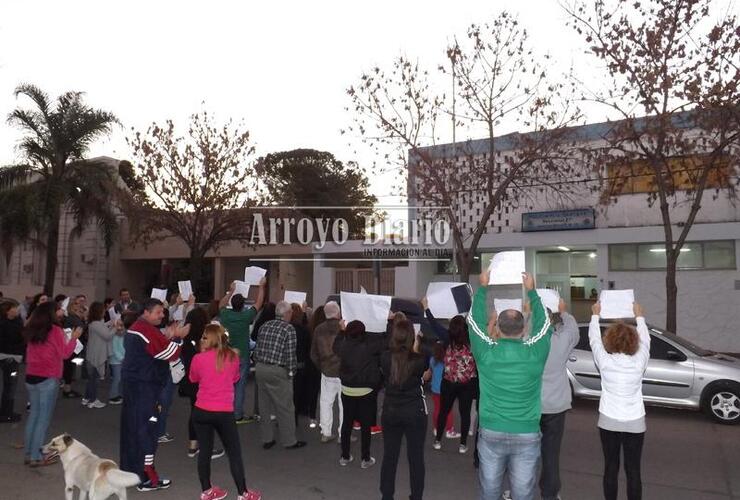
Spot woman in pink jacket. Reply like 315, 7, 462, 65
23, 301, 80, 466
190, 323, 261, 500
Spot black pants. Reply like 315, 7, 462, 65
62, 359, 75, 386
340, 391, 376, 461
0, 359, 19, 417
599, 428, 645, 500
188, 394, 197, 441
192, 407, 247, 493
293, 365, 320, 421
540, 411, 567, 500
380, 410, 427, 500
436, 378, 476, 445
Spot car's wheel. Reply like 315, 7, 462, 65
702, 382, 740, 425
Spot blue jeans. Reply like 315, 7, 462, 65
84, 364, 100, 401
478, 428, 541, 500
233, 357, 249, 420
109, 364, 122, 400
24, 378, 59, 460
156, 377, 175, 437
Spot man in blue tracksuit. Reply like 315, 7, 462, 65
120, 299, 188, 491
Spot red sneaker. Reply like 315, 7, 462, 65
238, 490, 262, 500
370, 425, 383, 435
201, 486, 228, 500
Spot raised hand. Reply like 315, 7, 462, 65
522, 272, 535, 291
480, 269, 490, 287
633, 302, 644, 318
592, 302, 601, 316
421, 296, 428, 310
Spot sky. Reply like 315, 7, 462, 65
0, 0, 734, 206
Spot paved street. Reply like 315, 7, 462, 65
1, 377, 738, 499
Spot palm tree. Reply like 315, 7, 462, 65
0, 84, 119, 295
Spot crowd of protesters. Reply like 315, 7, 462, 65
0, 269, 653, 500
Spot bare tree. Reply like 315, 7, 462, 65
346, 13, 582, 281
124, 111, 262, 293
565, 0, 740, 332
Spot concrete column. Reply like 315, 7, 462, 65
312, 257, 334, 308
213, 257, 226, 299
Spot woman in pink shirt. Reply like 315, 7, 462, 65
190, 323, 261, 500
23, 301, 80, 466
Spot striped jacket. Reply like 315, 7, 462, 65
467, 287, 552, 434
121, 319, 182, 386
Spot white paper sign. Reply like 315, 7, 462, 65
107, 306, 120, 321
426, 282, 465, 319
284, 291, 307, 305
494, 298, 523, 313
74, 339, 84, 355
227, 280, 251, 309
172, 305, 184, 322
536, 289, 561, 313
340, 291, 392, 333
60, 297, 70, 313
177, 280, 193, 301
488, 250, 526, 285
244, 266, 267, 286
151, 288, 168, 302
599, 289, 635, 319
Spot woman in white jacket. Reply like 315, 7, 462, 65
590, 302, 650, 500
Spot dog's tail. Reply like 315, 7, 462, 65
105, 469, 141, 488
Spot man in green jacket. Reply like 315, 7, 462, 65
467, 270, 552, 500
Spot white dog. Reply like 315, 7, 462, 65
43, 434, 140, 500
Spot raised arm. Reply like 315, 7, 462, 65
467, 270, 496, 353
588, 302, 609, 367
522, 273, 551, 348
633, 303, 651, 369
422, 296, 450, 344
219, 281, 236, 310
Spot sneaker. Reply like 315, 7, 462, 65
137, 478, 172, 491
157, 433, 174, 444
459, 444, 469, 454
320, 434, 335, 443
285, 440, 307, 450
338, 454, 353, 466
361, 457, 376, 469
88, 399, 106, 409
502, 491, 512, 500
211, 448, 225, 459
352, 421, 361, 431
309, 419, 318, 429
238, 490, 262, 500
81, 398, 90, 406
432, 440, 442, 450
108, 397, 123, 405
269, 414, 276, 422
235, 416, 256, 425
370, 425, 382, 435
187, 448, 199, 458
63, 390, 82, 399
445, 430, 461, 439
200, 486, 228, 500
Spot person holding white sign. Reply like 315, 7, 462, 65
538, 298, 579, 500
311, 302, 344, 443
218, 278, 267, 424
468, 270, 553, 500
589, 301, 650, 500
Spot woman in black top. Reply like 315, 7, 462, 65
379, 319, 430, 500
0, 300, 24, 422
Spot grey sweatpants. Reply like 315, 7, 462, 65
256, 363, 297, 446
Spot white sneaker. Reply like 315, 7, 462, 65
81, 398, 90, 406
309, 419, 318, 429
502, 491, 512, 500
459, 444, 468, 454
445, 430, 461, 439
432, 440, 442, 450
338, 455, 353, 466
88, 400, 106, 409
361, 457, 376, 469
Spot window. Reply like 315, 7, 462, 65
605, 155, 731, 197
649, 336, 686, 361
436, 254, 482, 275
609, 240, 736, 271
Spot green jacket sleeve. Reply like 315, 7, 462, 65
523, 289, 552, 360
467, 286, 496, 357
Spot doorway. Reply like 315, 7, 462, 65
535, 248, 598, 322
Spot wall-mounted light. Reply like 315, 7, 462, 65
557, 246, 570, 252
649, 248, 690, 253
589, 252, 596, 258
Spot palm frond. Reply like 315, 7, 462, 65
0, 164, 34, 190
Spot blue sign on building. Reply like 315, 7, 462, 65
522, 208, 596, 232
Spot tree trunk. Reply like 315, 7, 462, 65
43, 204, 62, 296
665, 251, 679, 333
188, 251, 205, 298
458, 250, 474, 284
